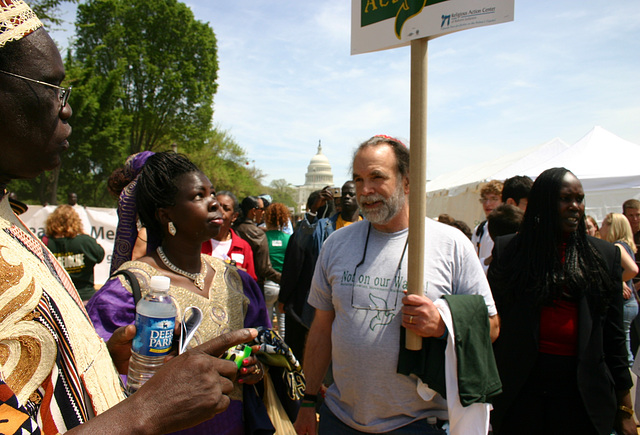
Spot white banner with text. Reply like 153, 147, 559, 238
21, 205, 118, 287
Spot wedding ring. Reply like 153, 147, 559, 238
409, 315, 414, 324
254, 366, 261, 376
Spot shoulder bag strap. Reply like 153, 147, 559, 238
111, 269, 142, 305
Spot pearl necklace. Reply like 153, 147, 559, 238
156, 247, 206, 291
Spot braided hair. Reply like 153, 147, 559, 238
503, 167, 614, 310
135, 152, 200, 247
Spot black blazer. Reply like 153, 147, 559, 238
488, 234, 632, 434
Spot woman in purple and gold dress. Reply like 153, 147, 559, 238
88, 152, 273, 435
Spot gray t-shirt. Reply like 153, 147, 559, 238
308, 218, 496, 432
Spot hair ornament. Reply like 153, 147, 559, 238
373, 134, 407, 148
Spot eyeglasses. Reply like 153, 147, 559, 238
479, 197, 501, 204
0, 69, 72, 110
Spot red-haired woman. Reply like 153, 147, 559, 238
264, 202, 291, 330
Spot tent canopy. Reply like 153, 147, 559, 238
426, 126, 640, 227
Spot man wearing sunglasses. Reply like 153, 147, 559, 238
0, 1, 252, 432
295, 135, 499, 435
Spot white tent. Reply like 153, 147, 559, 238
426, 137, 570, 227
426, 126, 640, 227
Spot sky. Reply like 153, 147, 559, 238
53, 1, 640, 189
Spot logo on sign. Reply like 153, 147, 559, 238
361, 0, 449, 38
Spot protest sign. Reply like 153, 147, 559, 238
352, 0, 514, 54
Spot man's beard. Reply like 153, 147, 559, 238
358, 180, 406, 225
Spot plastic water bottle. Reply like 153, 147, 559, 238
126, 275, 176, 394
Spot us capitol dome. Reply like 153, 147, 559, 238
295, 141, 335, 212
305, 142, 334, 186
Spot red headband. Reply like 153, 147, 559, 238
373, 134, 407, 148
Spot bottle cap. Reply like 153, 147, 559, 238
149, 275, 171, 291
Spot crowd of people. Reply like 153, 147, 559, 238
1, 2, 639, 434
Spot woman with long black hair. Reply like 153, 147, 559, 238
488, 167, 635, 435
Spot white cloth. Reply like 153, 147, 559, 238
632, 349, 640, 421
308, 218, 496, 432
471, 222, 493, 274
415, 299, 491, 435
210, 238, 232, 260
283, 219, 294, 235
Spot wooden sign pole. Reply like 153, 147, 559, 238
406, 38, 428, 351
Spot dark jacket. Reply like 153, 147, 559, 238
233, 219, 281, 288
488, 234, 632, 434
47, 234, 105, 301
278, 214, 337, 328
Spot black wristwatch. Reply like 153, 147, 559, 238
302, 393, 318, 403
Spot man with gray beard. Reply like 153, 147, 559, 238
295, 135, 499, 435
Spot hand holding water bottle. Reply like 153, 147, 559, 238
81, 328, 259, 434
127, 276, 177, 394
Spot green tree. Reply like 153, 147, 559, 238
70, 0, 218, 155
57, 51, 132, 206
190, 127, 263, 199
9, 0, 270, 207
21, 0, 220, 206
268, 178, 296, 208
7, 171, 58, 206
30, 0, 78, 28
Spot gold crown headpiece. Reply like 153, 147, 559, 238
1, 0, 43, 49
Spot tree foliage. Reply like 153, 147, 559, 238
267, 179, 297, 208
30, 0, 78, 28
70, 0, 218, 156
57, 50, 132, 206
190, 127, 264, 199
10, 0, 274, 207
16, 0, 219, 206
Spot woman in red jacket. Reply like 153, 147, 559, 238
201, 190, 257, 281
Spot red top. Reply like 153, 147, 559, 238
538, 241, 578, 356
539, 300, 579, 355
